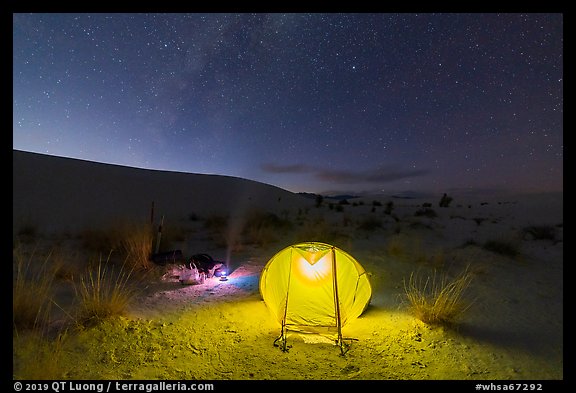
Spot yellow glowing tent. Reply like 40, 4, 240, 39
259, 242, 372, 353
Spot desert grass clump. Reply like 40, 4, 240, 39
116, 222, 154, 271
74, 255, 138, 327
13, 246, 57, 332
403, 267, 474, 326
79, 222, 154, 272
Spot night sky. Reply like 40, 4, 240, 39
13, 13, 563, 196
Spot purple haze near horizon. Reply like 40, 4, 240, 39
13, 13, 563, 196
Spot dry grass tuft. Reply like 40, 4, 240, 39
116, 222, 154, 271
74, 254, 138, 327
404, 266, 474, 325
80, 222, 155, 271
13, 246, 56, 332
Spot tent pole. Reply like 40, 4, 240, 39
331, 247, 347, 355
274, 247, 294, 352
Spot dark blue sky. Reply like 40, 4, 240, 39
13, 13, 563, 195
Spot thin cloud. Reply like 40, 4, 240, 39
262, 163, 430, 184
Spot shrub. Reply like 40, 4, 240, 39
414, 208, 437, 218
439, 193, 453, 208
384, 201, 394, 215
404, 267, 474, 325
473, 217, 486, 226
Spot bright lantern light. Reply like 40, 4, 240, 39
293, 254, 331, 286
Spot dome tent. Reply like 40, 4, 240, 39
259, 242, 372, 353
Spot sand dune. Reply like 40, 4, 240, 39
13, 150, 310, 233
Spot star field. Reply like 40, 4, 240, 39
13, 13, 563, 195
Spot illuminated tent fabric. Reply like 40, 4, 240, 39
259, 242, 372, 353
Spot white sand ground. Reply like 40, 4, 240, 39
13, 150, 563, 382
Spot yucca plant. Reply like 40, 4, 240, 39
74, 253, 138, 327
404, 266, 474, 325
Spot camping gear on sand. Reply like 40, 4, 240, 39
179, 265, 205, 285
179, 253, 227, 285
151, 251, 227, 285
188, 253, 227, 278
259, 242, 372, 354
